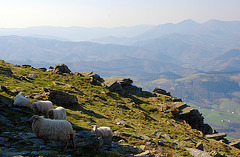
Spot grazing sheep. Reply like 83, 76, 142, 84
13, 92, 31, 107
30, 101, 54, 114
92, 125, 113, 138
29, 115, 75, 149
47, 106, 67, 120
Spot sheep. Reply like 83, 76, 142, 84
30, 100, 54, 114
47, 106, 67, 120
91, 125, 113, 138
13, 92, 31, 107
29, 115, 75, 149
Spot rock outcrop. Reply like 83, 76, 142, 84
47, 64, 71, 74
103, 78, 142, 95
166, 101, 213, 134
42, 87, 78, 106
0, 66, 13, 77
153, 88, 171, 96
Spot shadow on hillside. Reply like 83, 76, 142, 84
68, 104, 108, 119
106, 92, 124, 101
126, 94, 150, 105
0, 94, 13, 105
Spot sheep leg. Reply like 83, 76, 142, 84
63, 141, 68, 150
71, 135, 75, 148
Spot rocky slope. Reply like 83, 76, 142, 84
0, 60, 240, 156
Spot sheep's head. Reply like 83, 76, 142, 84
47, 110, 54, 119
29, 115, 41, 123
92, 125, 98, 132
30, 103, 38, 112
18, 92, 25, 96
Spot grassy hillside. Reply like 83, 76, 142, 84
0, 60, 240, 156
140, 72, 240, 140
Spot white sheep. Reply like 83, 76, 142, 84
29, 115, 75, 149
13, 92, 31, 107
91, 125, 113, 138
30, 100, 54, 114
47, 106, 67, 120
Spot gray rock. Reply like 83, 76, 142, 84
2, 151, 30, 156
29, 139, 44, 147
205, 133, 227, 140
18, 132, 36, 139
30, 151, 39, 156
0, 115, 11, 123
20, 117, 30, 122
80, 71, 93, 75
187, 148, 211, 157
28, 74, 37, 79
229, 139, 240, 149
153, 88, 171, 96
110, 144, 139, 155
116, 119, 128, 127
196, 141, 204, 151
134, 150, 151, 157
43, 88, 78, 106
208, 150, 226, 157
162, 134, 173, 139
183, 137, 193, 142
145, 141, 155, 146
75, 130, 102, 149
0, 85, 8, 93
0, 66, 13, 77
11, 89, 18, 96
52, 64, 71, 74
158, 140, 165, 146
10, 107, 22, 112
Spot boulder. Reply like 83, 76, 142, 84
149, 130, 162, 139
196, 141, 204, 151
205, 133, 227, 140
0, 85, 8, 93
116, 119, 129, 127
52, 64, 71, 74
162, 134, 173, 139
28, 74, 37, 79
229, 139, 240, 149
42, 88, 78, 106
153, 88, 171, 96
0, 67, 13, 77
80, 71, 93, 76
168, 101, 213, 135
108, 82, 124, 94
103, 78, 137, 95
187, 148, 211, 157
75, 130, 102, 149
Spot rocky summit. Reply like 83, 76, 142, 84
0, 60, 240, 156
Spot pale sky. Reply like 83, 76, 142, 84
0, 0, 239, 28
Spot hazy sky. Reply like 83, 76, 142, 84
0, 0, 239, 28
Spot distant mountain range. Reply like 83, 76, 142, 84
0, 25, 154, 41
1, 19, 240, 138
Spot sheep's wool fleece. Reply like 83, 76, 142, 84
94, 126, 113, 137
32, 116, 74, 142
49, 107, 66, 120
32, 101, 53, 114
13, 95, 31, 107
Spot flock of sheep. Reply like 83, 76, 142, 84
13, 92, 113, 149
